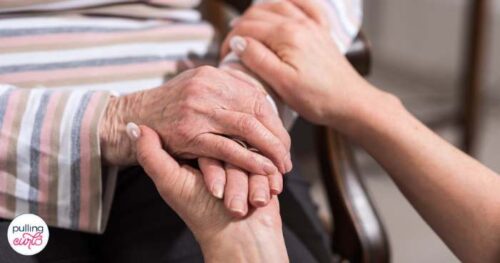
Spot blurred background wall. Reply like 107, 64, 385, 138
364, 0, 500, 101
350, 0, 500, 262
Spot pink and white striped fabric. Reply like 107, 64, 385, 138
0, 0, 363, 233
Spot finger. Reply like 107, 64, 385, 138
268, 172, 284, 195
230, 36, 294, 100
221, 20, 272, 57
256, 96, 292, 155
199, 157, 226, 199
248, 173, 271, 207
131, 123, 180, 194
222, 68, 291, 153
212, 109, 288, 173
222, 9, 288, 56
288, 0, 330, 27
197, 133, 278, 175
253, 99, 292, 172
224, 164, 249, 217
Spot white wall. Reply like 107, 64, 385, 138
364, 0, 500, 98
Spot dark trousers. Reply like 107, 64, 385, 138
1, 165, 331, 263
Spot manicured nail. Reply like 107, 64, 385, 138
229, 197, 246, 216
230, 36, 247, 55
126, 122, 141, 141
211, 181, 225, 199
252, 189, 269, 205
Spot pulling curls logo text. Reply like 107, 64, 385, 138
7, 214, 49, 255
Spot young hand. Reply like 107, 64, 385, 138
129, 124, 288, 263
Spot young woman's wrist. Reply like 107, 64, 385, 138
326, 80, 406, 142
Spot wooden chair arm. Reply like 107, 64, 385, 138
316, 33, 390, 263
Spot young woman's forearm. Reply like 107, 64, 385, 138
339, 83, 500, 262
223, 2, 500, 260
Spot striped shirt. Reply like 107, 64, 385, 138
0, 0, 362, 233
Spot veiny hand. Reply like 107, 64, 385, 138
130, 124, 288, 263
222, 0, 375, 129
100, 66, 291, 176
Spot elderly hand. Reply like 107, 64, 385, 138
222, 0, 378, 130
129, 124, 288, 263
100, 66, 291, 177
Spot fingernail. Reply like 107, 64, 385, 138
126, 122, 141, 141
229, 197, 246, 216
230, 36, 247, 55
229, 17, 240, 27
285, 153, 293, 172
270, 175, 283, 195
252, 189, 269, 205
211, 181, 225, 199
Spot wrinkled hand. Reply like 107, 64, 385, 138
131, 125, 288, 263
222, 0, 371, 128
100, 66, 291, 177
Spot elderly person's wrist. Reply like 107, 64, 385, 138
100, 95, 142, 166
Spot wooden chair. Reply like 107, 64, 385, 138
460, 0, 488, 154
203, 2, 390, 262
316, 33, 390, 263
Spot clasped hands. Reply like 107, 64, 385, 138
100, 0, 356, 260
101, 62, 292, 215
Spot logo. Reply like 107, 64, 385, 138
7, 214, 49, 255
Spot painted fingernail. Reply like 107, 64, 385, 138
229, 197, 246, 216
126, 122, 141, 141
211, 181, 225, 199
252, 189, 269, 205
230, 36, 247, 55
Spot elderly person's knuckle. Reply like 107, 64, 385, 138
176, 123, 193, 142
271, 138, 285, 151
183, 96, 201, 112
195, 65, 216, 77
238, 114, 258, 132
214, 140, 231, 156
184, 79, 203, 95
253, 99, 268, 119
177, 99, 195, 119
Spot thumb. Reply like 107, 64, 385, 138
126, 122, 180, 187
230, 36, 292, 95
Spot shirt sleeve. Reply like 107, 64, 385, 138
219, 0, 363, 129
0, 84, 113, 233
